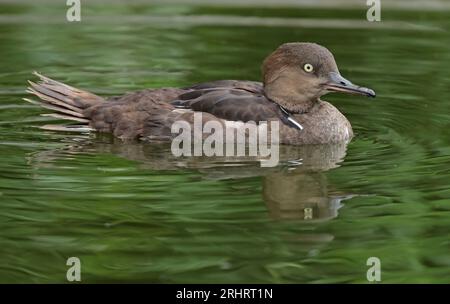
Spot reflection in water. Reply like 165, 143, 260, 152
264, 171, 349, 221
30, 136, 354, 223
261, 143, 351, 221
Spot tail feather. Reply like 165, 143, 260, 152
41, 113, 90, 123
40, 124, 94, 132
23, 98, 85, 118
26, 71, 105, 124
27, 81, 84, 112
25, 86, 83, 113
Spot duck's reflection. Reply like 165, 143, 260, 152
264, 171, 355, 221
30, 136, 353, 222
262, 143, 353, 221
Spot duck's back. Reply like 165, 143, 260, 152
172, 80, 283, 123
83, 80, 281, 138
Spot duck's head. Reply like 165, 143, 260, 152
262, 42, 375, 113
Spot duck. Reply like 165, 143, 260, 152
25, 42, 375, 145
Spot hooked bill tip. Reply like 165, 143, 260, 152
366, 88, 376, 98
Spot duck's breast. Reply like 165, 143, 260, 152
280, 101, 353, 145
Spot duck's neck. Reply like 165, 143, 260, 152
272, 96, 316, 114
264, 85, 317, 114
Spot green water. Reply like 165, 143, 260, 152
0, 1, 449, 283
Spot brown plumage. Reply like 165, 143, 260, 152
25, 42, 375, 145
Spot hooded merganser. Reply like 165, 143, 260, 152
25, 42, 375, 145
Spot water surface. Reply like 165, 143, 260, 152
0, 1, 449, 283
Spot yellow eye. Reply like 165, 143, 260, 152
303, 63, 314, 73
